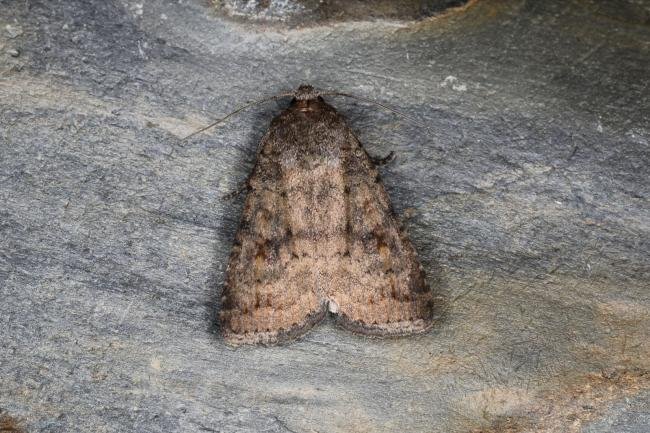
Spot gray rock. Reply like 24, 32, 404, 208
0, 1, 648, 432
214, 0, 471, 24
4, 24, 23, 39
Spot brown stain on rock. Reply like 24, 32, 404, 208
537, 367, 649, 433
470, 416, 529, 433
0, 412, 26, 433
423, 275, 650, 433
454, 285, 650, 433
588, 301, 650, 368
462, 367, 650, 433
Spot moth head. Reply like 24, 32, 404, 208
294, 84, 320, 101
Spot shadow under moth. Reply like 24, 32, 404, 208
191, 85, 434, 345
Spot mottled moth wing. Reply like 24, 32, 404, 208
220, 85, 433, 345
333, 133, 434, 335
219, 132, 328, 345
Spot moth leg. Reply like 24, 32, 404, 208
370, 151, 395, 166
349, 129, 395, 167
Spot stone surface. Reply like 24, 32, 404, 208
0, 1, 648, 432
214, 0, 471, 24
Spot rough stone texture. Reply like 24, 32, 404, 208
0, 1, 649, 432
214, 0, 471, 24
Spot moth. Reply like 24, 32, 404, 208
196, 85, 434, 345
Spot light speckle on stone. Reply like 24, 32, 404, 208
5, 24, 23, 38
150, 358, 162, 371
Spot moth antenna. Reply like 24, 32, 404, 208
181, 92, 294, 142
320, 92, 429, 130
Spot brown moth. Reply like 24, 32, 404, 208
218, 85, 434, 345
